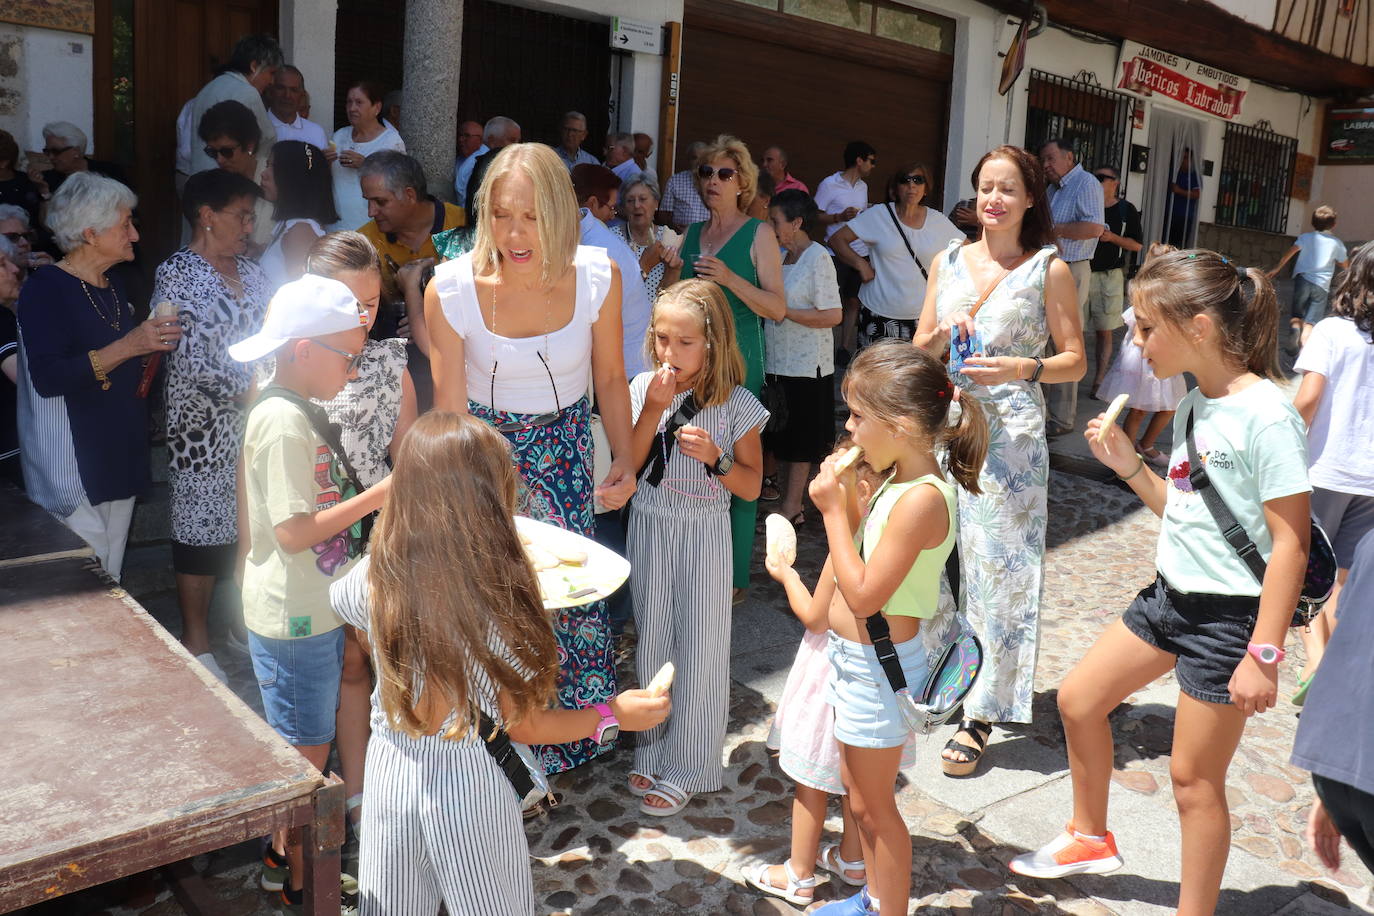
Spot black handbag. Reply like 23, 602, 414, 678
1184, 406, 1337, 627
759, 375, 789, 436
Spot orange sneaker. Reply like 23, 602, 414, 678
1009, 823, 1123, 878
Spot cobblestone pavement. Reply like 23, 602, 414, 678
25, 464, 1371, 916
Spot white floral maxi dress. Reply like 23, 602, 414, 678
934, 240, 1057, 724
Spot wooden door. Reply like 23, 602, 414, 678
679, 0, 952, 207
94, 0, 280, 268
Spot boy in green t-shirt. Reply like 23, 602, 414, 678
229, 274, 389, 908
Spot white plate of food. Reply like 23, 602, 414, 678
515, 516, 630, 609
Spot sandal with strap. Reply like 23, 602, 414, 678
942, 718, 992, 778
627, 771, 655, 798
640, 779, 693, 817
816, 843, 866, 887
761, 476, 781, 502
746, 859, 817, 905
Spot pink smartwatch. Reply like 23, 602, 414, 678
591, 702, 620, 746
1247, 643, 1285, 665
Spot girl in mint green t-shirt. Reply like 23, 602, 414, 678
1012, 250, 1311, 916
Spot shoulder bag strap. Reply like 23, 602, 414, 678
863, 613, 910, 695
885, 202, 927, 280
1184, 405, 1267, 585
639, 393, 702, 484
967, 250, 1035, 321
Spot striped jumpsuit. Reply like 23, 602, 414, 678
330, 558, 537, 916
628, 373, 768, 793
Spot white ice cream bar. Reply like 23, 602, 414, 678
1098, 394, 1131, 443
765, 513, 797, 567
833, 446, 864, 474
647, 661, 676, 697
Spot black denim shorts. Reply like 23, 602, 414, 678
1122, 575, 1260, 705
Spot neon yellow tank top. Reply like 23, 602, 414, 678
860, 473, 957, 619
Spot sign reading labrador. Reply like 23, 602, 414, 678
1115, 41, 1249, 122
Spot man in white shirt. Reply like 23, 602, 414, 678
187, 34, 280, 176
604, 132, 642, 186
632, 132, 659, 186
815, 140, 876, 358
452, 120, 487, 209
571, 163, 653, 380
266, 66, 328, 151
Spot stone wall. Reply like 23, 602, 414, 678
1196, 222, 1295, 268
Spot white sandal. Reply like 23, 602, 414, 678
627, 771, 655, 798
746, 859, 817, 905
639, 779, 692, 817
816, 842, 866, 886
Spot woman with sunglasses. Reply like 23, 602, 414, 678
677, 134, 786, 599
156, 168, 270, 681
424, 142, 637, 775
198, 100, 274, 254
831, 161, 963, 348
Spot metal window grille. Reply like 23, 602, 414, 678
1025, 70, 1134, 187
1216, 124, 1297, 235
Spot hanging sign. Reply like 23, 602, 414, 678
611, 17, 662, 55
1115, 41, 1249, 122
1320, 106, 1374, 164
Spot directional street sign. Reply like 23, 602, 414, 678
610, 16, 661, 55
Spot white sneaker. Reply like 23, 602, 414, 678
1009, 823, 1124, 879
195, 651, 229, 685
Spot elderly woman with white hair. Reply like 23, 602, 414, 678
611, 175, 680, 303
0, 203, 53, 273
15, 172, 181, 579
27, 121, 131, 201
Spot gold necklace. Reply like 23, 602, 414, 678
60, 261, 125, 331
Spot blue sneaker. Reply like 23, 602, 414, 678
812, 886, 877, 914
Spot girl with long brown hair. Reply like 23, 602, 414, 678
805, 340, 988, 915
330, 411, 668, 914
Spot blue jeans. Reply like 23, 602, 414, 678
1294, 275, 1330, 325
249, 628, 346, 745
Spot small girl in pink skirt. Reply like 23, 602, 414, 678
747, 448, 916, 907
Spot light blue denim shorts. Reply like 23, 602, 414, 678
825, 631, 931, 749
249, 627, 346, 746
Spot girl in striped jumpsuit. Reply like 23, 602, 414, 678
624, 279, 769, 817
329, 412, 669, 915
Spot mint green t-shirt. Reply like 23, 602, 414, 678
1157, 380, 1310, 596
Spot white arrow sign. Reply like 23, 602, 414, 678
610, 17, 661, 55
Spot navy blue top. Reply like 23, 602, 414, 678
17, 265, 149, 507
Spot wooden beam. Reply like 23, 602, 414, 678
980, 0, 1374, 96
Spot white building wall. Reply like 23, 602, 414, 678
0, 23, 93, 155
280, 0, 338, 118
1205, 0, 1278, 29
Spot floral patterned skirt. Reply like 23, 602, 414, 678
468, 396, 616, 773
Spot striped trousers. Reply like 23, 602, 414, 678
357, 732, 535, 915
629, 504, 733, 793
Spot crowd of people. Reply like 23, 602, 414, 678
2, 30, 1373, 916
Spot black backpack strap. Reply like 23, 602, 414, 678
884, 202, 927, 280
863, 612, 910, 694
640, 392, 702, 485
253, 386, 374, 540
478, 711, 538, 801
1185, 405, 1267, 585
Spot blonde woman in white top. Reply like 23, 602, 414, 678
327, 82, 405, 231
763, 189, 842, 524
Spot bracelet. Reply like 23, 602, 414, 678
1028, 356, 1045, 383
1116, 455, 1146, 482
88, 349, 111, 391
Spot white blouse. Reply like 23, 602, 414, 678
765, 241, 840, 378
328, 123, 406, 232
434, 246, 613, 415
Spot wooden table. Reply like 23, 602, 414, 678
0, 535, 343, 912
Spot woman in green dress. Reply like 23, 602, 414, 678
678, 135, 786, 597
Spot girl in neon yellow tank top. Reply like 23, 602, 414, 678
807, 341, 989, 915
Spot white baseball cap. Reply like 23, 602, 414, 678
228, 274, 368, 363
